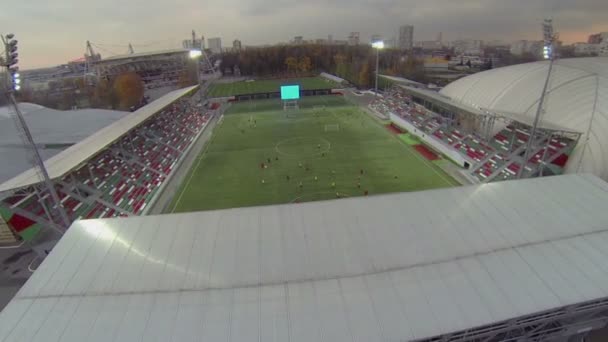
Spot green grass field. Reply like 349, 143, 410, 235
207, 76, 339, 97
169, 96, 458, 213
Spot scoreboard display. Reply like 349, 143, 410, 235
280, 85, 300, 100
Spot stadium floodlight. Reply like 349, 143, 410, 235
13, 72, 19, 78
14, 78, 20, 84
14, 84, 20, 91
189, 49, 202, 58
372, 40, 384, 98
372, 41, 385, 49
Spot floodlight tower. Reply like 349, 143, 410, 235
372, 40, 384, 98
1, 34, 70, 232
517, 19, 557, 179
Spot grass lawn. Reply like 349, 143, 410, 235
169, 96, 458, 213
207, 76, 339, 97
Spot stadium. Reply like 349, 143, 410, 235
0, 55, 608, 341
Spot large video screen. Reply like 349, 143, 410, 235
280, 85, 300, 100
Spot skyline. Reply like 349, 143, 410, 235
2, 0, 608, 69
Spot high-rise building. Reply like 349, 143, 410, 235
348, 32, 360, 46
208, 37, 222, 54
293, 36, 304, 44
398, 25, 414, 50
370, 34, 382, 44
233, 39, 242, 51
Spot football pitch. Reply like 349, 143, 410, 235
169, 96, 458, 213
207, 76, 339, 97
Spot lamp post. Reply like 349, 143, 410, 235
371, 40, 384, 98
1, 33, 70, 231
189, 49, 203, 102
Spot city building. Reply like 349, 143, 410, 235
182, 39, 203, 50
573, 42, 599, 56
348, 32, 360, 46
384, 37, 396, 49
452, 39, 483, 55
588, 32, 608, 44
292, 36, 304, 44
598, 40, 608, 57
415, 40, 443, 50
509, 40, 543, 56
370, 34, 382, 44
398, 25, 414, 50
207, 37, 222, 54
232, 39, 242, 51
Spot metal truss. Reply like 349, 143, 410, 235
414, 298, 608, 342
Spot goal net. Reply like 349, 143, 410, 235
324, 124, 340, 132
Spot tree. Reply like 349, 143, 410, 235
113, 72, 144, 110
334, 53, 347, 78
298, 56, 312, 74
358, 62, 371, 88
285, 56, 298, 74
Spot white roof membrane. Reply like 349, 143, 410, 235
0, 174, 607, 341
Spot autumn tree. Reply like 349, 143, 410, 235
298, 56, 312, 74
358, 61, 371, 88
285, 56, 298, 74
113, 72, 144, 110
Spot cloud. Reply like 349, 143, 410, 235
4, 0, 608, 68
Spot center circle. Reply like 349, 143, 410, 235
275, 137, 331, 157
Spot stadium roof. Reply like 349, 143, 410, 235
379, 74, 424, 87
0, 86, 198, 193
2, 174, 608, 341
440, 57, 608, 180
400, 84, 579, 133
99, 49, 190, 62
0, 104, 127, 184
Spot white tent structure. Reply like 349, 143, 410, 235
0, 104, 127, 184
1, 174, 608, 341
440, 57, 608, 180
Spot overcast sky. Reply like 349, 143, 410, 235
3, 0, 607, 69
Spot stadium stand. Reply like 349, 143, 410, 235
371, 85, 579, 183
0, 85, 219, 241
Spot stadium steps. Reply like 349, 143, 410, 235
0, 219, 18, 244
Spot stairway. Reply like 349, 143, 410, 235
0, 218, 18, 244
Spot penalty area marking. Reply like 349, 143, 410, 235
275, 137, 331, 157
290, 191, 351, 203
